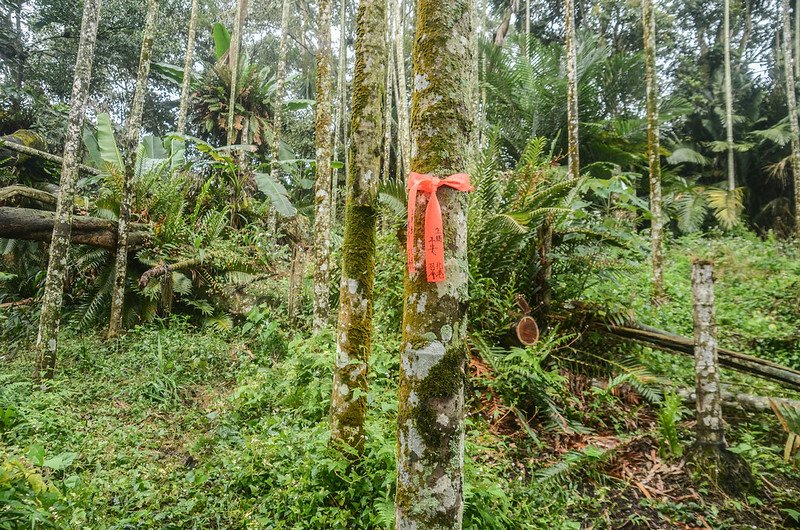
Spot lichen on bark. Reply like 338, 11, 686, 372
565, 0, 580, 180
329, 0, 386, 453
643, 0, 664, 300
108, 0, 160, 339
177, 0, 199, 135
395, 0, 473, 524
313, 0, 334, 332
35, 0, 102, 380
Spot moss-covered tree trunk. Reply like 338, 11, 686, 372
643, 0, 664, 301
34, 0, 102, 380
393, 0, 411, 179
723, 0, 736, 191
272, 0, 291, 181
313, 0, 334, 332
565, 0, 580, 180
395, 0, 472, 524
107, 0, 159, 339
692, 260, 725, 448
383, 12, 395, 182
783, 0, 800, 234
227, 0, 248, 146
177, 0, 199, 135
329, 0, 386, 453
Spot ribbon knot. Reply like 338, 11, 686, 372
407, 172, 473, 283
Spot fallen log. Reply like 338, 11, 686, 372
675, 387, 800, 414
0, 185, 57, 207
604, 322, 800, 392
0, 207, 150, 250
0, 131, 102, 176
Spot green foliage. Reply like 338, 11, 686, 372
657, 390, 687, 458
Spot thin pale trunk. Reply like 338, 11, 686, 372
107, 0, 159, 339
565, 0, 580, 179
227, 0, 248, 146
332, 0, 348, 222
691, 260, 725, 448
177, 0, 199, 135
724, 0, 735, 191
393, 0, 411, 179
313, 0, 334, 332
329, 0, 386, 452
383, 11, 395, 182
395, 0, 472, 525
35, 0, 102, 380
795, 0, 799, 80
643, 0, 664, 300
783, 0, 800, 234
272, 0, 291, 179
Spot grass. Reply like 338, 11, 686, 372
1, 233, 800, 529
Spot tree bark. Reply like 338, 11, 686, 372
313, 0, 334, 332
0, 207, 149, 250
332, 0, 348, 223
782, 0, 800, 234
676, 387, 800, 414
395, 0, 472, 524
34, 0, 102, 381
177, 0, 199, 135
0, 186, 56, 207
329, 0, 386, 453
393, 0, 411, 179
692, 260, 726, 448
269, 0, 291, 233
643, 0, 664, 300
108, 0, 159, 339
565, 0, 580, 180
723, 0, 736, 191
383, 0, 395, 182
227, 0, 248, 146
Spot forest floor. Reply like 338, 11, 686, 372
2, 233, 800, 529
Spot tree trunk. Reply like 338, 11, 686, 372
783, 0, 800, 234
108, 0, 159, 339
393, 0, 411, 179
227, 0, 248, 146
643, 0, 664, 300
795, 0, 799, 80
34, 0, 102, 380
723, 0, 736, 191
313, 0, 334, 332
565, 0, 580, 180
383, 0, 395, 182
332, 0, 348, 222
177, 0, 199, 135
0, 207, 150, 250
272, 0, 291, 177
0, 133, 100, 175
329, 0, 386, 453
691, 260, 725, 448
395, 0, 472, 525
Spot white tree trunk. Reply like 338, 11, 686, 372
35, 0, 102, 380
177, 0, 199, 135
227, 0, 248, 146
393, 0, 411, 179
565, 0, 580, 180
782, 0, 800, 234
692, 260, 725, 448
723, 0, 736, 191
107, 0, 159, 338
332, 0, 348, 222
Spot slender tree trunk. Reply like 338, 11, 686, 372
565, 0, 580, 179
177, 0, 199, 135
783, 0, 800, 234
227, 0, 248, 146
313, 0, 334, 332
107, 0, 159, 339
34, 0, 102, 380
393, 0, 411, 179
332, 0, 348, 222
643, 0, 664, 300
691, 260, 725, 448
383, 8, 395, 182
272, 0, 291, 177
723, 0, 736, 191
329, 0, 386, 452
395, 0, 472, 525
795, 0, 799, 80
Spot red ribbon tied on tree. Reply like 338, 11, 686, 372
407, 172, 474, 283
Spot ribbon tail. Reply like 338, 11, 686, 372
424, 189, 446, 282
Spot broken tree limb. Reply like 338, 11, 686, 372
138, 258, 203, 288
0, 207, 150, 250
676, 387, 800, 414
0, 136, 102, 176
604, 322, 800, 392
0, 185, 57, 207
